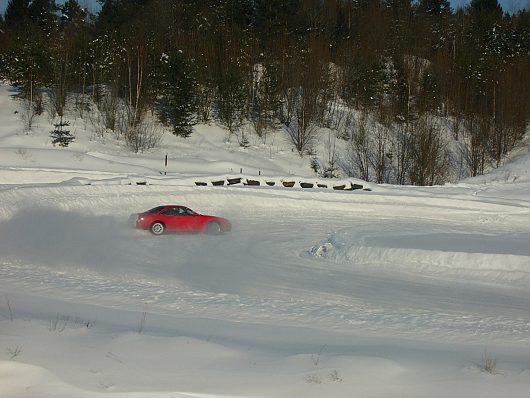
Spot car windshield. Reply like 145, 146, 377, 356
143, 206, 166, 214
181, 207, 198, 216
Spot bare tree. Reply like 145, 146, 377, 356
285, 107, 319, 155
321, 131, 340, 178
284, 47, 331, 155
91, 88, 120, 139
408, 114, 449, 185
48, 40, 70, 119
462, 114, 489, 177
20, 97, 36, 134
123, 115, 163, 153
370, 122, 392, 184
125, 39, 148, 130
346, 110, 371, 181
250, 63, 280, 143
390, 122, 414, 185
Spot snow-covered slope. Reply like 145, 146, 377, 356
1, 84, 529, 398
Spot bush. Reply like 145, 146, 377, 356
124, 119, 163, 153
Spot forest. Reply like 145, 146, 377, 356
0, 0, 529, 185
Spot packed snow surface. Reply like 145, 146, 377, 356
0, 84, 529, 397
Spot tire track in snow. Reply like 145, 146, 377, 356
0, 184, 529, 345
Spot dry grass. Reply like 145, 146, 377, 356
481, 350, 497, 374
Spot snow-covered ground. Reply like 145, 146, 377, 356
1, 84, 529, 397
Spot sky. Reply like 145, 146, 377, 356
0, 0, 528, 17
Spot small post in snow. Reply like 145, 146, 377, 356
164, 154, 168, 175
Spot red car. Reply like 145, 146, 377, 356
129, 205, 231, 235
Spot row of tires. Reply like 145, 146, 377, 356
195, 178, 371, 191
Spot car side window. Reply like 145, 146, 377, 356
160, 207, 192, 216
161, 208, 176, 216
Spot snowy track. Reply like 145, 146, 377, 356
1, 184, 529, 346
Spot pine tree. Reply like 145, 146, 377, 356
250, 61, 281, 139
419, 0, 451, 14
468, 0, 503, 15
60, 0, 86, 27
341, 50, 384, 109
0, 33, 49, 100
4, 0, 30, 30
157, 50, 197, 138
50, 117, 75, 147
96, 0, 149, 32
215, 61, 247, 133
253, 0, 301, 39
28, 0, 57, 33
416, 0, 453, 54
383, 0, 414, 55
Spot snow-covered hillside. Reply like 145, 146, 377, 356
1, 84, 529, 398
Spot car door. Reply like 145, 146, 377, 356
160, 207, 189, 231
181, 207, 203, 232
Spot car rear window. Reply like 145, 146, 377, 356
144, 206, 166, 214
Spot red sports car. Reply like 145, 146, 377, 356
129, 205, 231, 235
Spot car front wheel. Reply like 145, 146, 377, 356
150, 221, 165, 235
206, 221, 221, 235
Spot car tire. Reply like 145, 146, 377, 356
150, 221, 165, 235
206, 221, 221, 235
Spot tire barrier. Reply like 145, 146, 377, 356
194, 178, 371, 192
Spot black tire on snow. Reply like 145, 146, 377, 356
206, 221, 221, 235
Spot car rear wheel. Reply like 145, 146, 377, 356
206, 221, 221, 235
150, 221, 165, 235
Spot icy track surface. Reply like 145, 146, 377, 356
1, 182, 530, 396
1, 184, 529, 339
